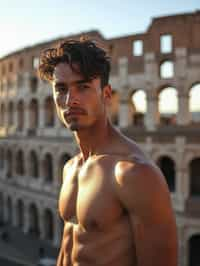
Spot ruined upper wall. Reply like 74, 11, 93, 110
0, 11, 199, 79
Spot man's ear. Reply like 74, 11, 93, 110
103, 84, 112, 102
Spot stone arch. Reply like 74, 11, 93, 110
157, 155, 176, 192
17, 74, 24, 88
130, 89, 147, 126
17, 100, 24, 131
43, 153, 53, 183
44, 208, 54, 241
0, 192, 4, 223
16, 149, 25, 176
6, 149, 13, 178
16, 199, 24, 228
28, 203, 40, 236
58, 153, 71, 184
0, 103, 5, 126
109, 90, 120, 125
29, 99, 38, 131
8, 101, 14, 126
30, 76, 38, 93
189, 234, 200, 266
158, 86, 178, 125
44, 96, 55, 127
0, 146, 5, 169
29, 150, 39, 178
6, 196, 12, 224
160, 60, 174, 79
189, 157, 200, 196
189, 83, 200, 123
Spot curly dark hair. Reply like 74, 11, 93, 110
38, 37, 111, 88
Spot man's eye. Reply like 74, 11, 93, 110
56, 87, 66, 92
79, 84, 89, 90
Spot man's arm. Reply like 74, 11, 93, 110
115, 161, 178, 266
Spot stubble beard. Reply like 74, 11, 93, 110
65, 117, 84, 131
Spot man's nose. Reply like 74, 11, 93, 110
65, 89, 79, 106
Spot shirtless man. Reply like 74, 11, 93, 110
39, 39, 178, 266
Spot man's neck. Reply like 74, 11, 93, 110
74, 120, 114, 162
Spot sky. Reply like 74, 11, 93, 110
0, 0, 199, 58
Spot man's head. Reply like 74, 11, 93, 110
38, 38, 112, 131
39, 38, 110, 89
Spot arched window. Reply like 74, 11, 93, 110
17, 100, 24, 131
44, 209, 54, 241
29, 99, 38, 131
44, 153, 53, 183
8, 102, 14, 126
189, 235, 200, 266
0, 147, 4, 169
28, 203, 40, 236
29, 151, 39, 178
157, 156, 175, 192
6, 149, 13, 178
16, 199, 24, 228
7, 196, 12, 224
189, 83, 200, 123
17, 74, 24, 88
131, 90, 147, 126
160, 61, 174, 79
0, 192, 4, 222
0, 103, 5, 126
44, 97, 55, 127
30, 76, 38, 93
159, 87, 178, 125
189, 158, 200, 196
16, 150, 25, 175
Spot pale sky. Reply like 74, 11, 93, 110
0, 0, 199, 58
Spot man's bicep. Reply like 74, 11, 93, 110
130, 213, 178, 266
115, 163, 178, 266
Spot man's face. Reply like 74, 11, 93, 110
52, 63, 111, 131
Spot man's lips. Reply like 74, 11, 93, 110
63, 108, 87, 117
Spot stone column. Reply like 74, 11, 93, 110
177, 91, 191, 125
117, 57, 133, 128
24, 102, 30, 133
118, 91, 133, 128
13, 102, 18, 133
4, 101, 9, 133
145, 90, 160, 131
38, 99, 45, 135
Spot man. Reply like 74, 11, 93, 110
39, 38, 178, 266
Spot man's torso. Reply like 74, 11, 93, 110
59, 153, 139, 266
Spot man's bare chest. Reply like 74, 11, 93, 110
59, 158, 123, 230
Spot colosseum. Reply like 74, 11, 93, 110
0, 10, 200, 266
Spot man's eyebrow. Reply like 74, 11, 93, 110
54, 79, 90, 87
75, 79, 90, 84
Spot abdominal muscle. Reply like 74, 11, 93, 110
62, 215, 137, 266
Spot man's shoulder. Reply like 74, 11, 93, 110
62, 153, 81, 179
113, 156, 171, 214
114, 155, 167, 193
63, 153, 81, 168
